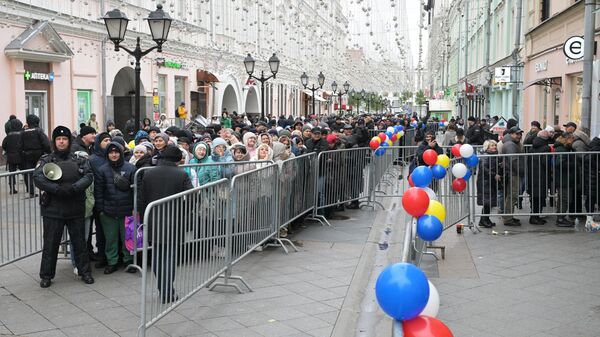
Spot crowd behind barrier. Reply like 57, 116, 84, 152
2, 112, 600, 335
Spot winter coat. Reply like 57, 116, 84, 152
2, 119, 23, 164
94, 147, 136, 218
231, 143, 255, 176
70, 137, 92, 155
272, 141, 295, 163
553, 140, 575, 188
476, 151, 501, 206
21, 124, 51, 163
465, 124, 484, 145
190, 143, 222, 186
33, 152, 93, 219
441, 130, 456, 146
587, 137, 600, 196
140, 160, 194, 244
305, 137, 329, 155
500, 138, 523, 177
415, 140, 443, 167
527, 137, 551, 198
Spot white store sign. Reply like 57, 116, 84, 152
494, 67, 511, 83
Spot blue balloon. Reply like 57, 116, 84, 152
381, 141, 389, 148
431, 164, 447, 180
417, 215, 444, 241
411, 166, 433, 188
375, 263, 430, 321
465, 154, 479, 168
463, 169, 472, 181
394, 125, 401, 133
386, 131, 394, 139
421, 124, 426, 129
375, 148, 386, 156
439, 122, 444, 127
397, 125, 404, 132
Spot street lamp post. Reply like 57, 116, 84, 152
301, 72, 325, 117
103, 5, 172, 132
331, 81, 350, 116
244, 53, 280, 121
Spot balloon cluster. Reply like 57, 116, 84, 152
449, 144, 478, 192
376, 263, 453, 336
369, 125, 405, 156
438, 119, 449, 127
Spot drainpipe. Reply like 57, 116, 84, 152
581, 0, 596, 130
484, 0, 492, 118
101, 0, 108, 127
511, 0, 523, 122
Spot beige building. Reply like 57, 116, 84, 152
523, 0, 600, 133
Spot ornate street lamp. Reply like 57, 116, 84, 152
103, 5, 172, 132
244, 53, 280, 121
301, 72, 325, 117
332, 81, 350, 116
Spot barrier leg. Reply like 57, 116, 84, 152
208, 267, 252, 293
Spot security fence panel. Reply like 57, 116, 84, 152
139, 179, 231, 336
0, 169, 43, 267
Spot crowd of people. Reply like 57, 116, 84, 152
2, 111, 599, 298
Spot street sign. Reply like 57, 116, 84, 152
494, 67, 511, 83
563, 36, 584, 60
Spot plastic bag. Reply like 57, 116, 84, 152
124, 214, 143, 252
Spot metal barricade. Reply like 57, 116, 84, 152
471, 151, 600, 226
139, 179, 231, 337
128, 161, 274, 273
0, 169, 43, 267
312, 148, 372, 225
208, 163, 280, 292
269, 154, 316, 253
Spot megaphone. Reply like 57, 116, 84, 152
43, 163, 62, 181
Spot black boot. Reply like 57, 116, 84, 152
478, 217, 493, 228
556, 217, 575, 227
529, 216, 545, 225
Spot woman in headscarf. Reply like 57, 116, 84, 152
189, 142, 221, 186
242, 132, 258, 159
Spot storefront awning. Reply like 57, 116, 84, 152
524, 77, 562, 90
4, 20, 73, 62
302, 89, 327, 102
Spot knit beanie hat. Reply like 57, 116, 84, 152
79, 126, 96, 138
155, 132, 169, 143
133, 144, 148, 154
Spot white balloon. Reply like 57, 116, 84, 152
386, 126, 395, 134
459, 144, 474, 158
421, 281, 440, 317
423, 187, 437, 201
452, 163, 468, 178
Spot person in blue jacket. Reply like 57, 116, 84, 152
94, 142, 137, 274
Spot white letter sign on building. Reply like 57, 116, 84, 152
494, 67, 511, 83
563, 36, 585, 60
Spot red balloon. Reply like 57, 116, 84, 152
408, 175, 415, 187
452, 178, 467, 192
451, 144, 462, 158
422, 149, 438, 166
391, 133, 398, 142
403, 316, 454, 337
370, 139, 380, 150
378, 132, 387, 142
402, 188, 430, 217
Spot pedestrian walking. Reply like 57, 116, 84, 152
33, 126, 94, 288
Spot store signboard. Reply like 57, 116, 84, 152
494, 67, 510, 83
24, 71, 54, 82
563, 36, 584, 60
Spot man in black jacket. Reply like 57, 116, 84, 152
33, 126, 94, 288
140, 145, 193, 303
21, 114, 51, 197
2, 118, 23, 194
305, 127, 329, 154
465, 116, 484, 145
70, 126, 96, 154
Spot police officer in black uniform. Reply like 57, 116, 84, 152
21, 114, 51, 197
33, 126, 94, 288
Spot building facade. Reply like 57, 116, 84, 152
0, 0, 409, 139
522, 0, 600, 134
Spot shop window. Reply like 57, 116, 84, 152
77, 90, 92, 127
570, 76, 583, 125
175, 76, 186, 110
158, 75, 167, 116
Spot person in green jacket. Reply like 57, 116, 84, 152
189, 142, 221, 186
221, 111, 232, 129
